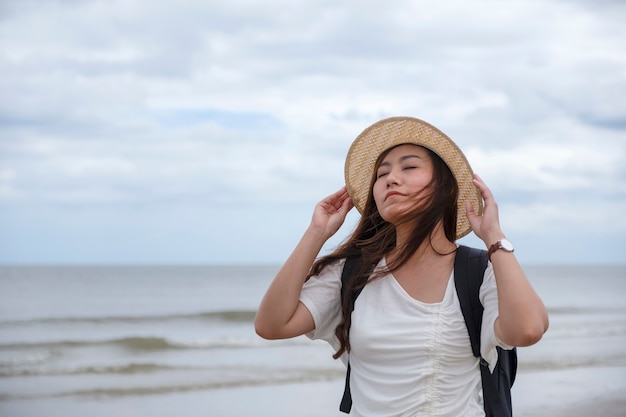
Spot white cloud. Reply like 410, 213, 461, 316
467, 140, 625, 194
501, 199, 626, 235
0, 0, 625, 263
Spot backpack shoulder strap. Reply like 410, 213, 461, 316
454, 245, 514, 417
339, 255, 363, 414
341, 255, 364, 303
454, 245, 487, 357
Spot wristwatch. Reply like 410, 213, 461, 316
487, 239, 514, 261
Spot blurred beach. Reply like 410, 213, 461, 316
1, 264, 625, 417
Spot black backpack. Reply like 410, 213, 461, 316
338, 245, 517, 416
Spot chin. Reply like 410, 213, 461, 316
380, 208, 414, 225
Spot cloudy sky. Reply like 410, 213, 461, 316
1, 0, 624, 265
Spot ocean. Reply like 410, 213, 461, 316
0, 264, 625, 417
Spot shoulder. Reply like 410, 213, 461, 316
479, 262, 499, 307
303, 258, 345, 290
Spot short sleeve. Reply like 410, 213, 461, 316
299, 259, 344, 349
479, 262, 514, 372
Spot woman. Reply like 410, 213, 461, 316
255, 117, 549, 416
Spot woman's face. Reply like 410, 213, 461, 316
372, 144, 434, 223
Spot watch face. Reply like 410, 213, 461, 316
500, 239, 514, 251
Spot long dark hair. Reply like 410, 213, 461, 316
307, 145, 459, 359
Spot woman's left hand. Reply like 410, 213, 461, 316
468, 174, 549, 347
466, 174, 505, 246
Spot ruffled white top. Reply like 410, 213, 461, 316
300, 257, 511, 417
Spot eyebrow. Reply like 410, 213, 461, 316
378, 154, 424, 169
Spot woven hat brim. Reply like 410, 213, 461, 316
344, 116, 482, 240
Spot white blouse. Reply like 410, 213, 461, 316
300, 257, 510, 417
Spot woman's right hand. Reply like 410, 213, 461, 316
255, 186, 354, 340
310, 187, 354, 239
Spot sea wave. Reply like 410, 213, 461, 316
3, 306, 623, 327
0, 310, 257, 327
0, 335, 312, 353
0, 362, 184, 377
547, 306, 626, 316
0, 350, 58, 367
519, 353, 626, 372
0, 367, 346, 400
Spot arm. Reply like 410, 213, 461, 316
467, 175, 549, 347
254, 187, 354, 340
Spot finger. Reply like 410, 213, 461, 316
465, 200, 482, 234
466, 200, 476, 217
331, 188, 349, 207
335, 186, 348, 198
472, 174, 494, 202
323, 187, 344, 204
325, 188, 351, 212
466, 201, 482, 226
341, 195, 354, 213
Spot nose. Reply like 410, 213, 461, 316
385, 167, 400, 187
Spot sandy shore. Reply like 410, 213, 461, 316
523, 398, 626, 417
205, 365, 626, 417
1, 366, 624, 417
509, 366, 626, 417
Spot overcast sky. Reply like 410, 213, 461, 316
1, 0, 625, 265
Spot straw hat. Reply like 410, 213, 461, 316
344, 116, 482, 239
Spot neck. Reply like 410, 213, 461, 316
391, 221, 456, 264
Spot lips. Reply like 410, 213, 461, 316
384, 191, 404, 201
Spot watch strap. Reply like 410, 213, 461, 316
487, 240, 514, 261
